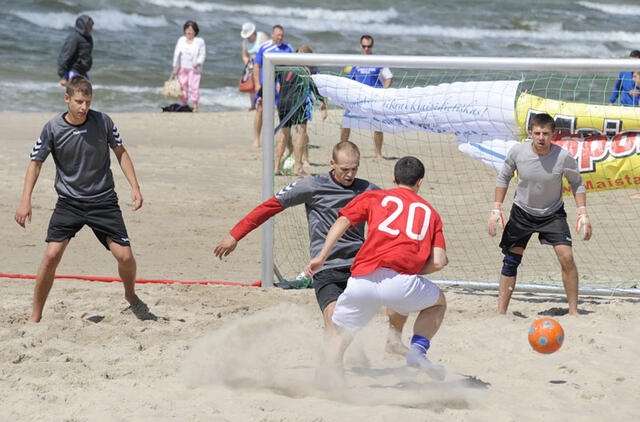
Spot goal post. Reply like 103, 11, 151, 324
260, 53, 640, 296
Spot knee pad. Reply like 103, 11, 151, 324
501, 252, 522, 277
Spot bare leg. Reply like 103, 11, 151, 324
302, 132, 310, 169
293, 124, 308, 175
412, 293, 447, 340
554, 244, 579, 315
340, 128, 350, 142
321, 301, 353, 372
385, 308, 408, 355
373, 131, 383, 160
274, 127, 291, 173
252, 102, 262, 148
29, 240, 69, 322
107, 239, 139, 306
192, 102, 198, 113
498, 246, 523, 314
248, 92, 255, 111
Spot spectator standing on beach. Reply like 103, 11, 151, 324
488, 113, 591, 316
341, 35, 393, 160
172, 20, 206, 112
214, 141, 409, 358
609, 50, 640, 107
274, 45, 327, 176
14, 76, 149, 322
241, 22, 268, 111
252, 25, 293, 149
57, 15, 94, 87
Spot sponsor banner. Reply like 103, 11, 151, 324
311, 74, 521, 144
516, 93, 640, 193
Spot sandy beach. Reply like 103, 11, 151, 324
1, 111, 639, 421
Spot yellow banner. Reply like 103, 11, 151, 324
515, 93, 640, 194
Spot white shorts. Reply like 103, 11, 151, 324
332, 267, 441, 331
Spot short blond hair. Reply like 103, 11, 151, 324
332, 141, 360, 162
297, 45, 313, 53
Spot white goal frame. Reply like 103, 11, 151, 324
260, 53, 640, 298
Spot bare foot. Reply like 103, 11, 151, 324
192, 104, 198, 112
251, 140, 260, 149
385, 339, 409, 356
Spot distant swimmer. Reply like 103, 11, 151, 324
57, 15, 93, 87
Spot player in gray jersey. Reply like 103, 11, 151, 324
488, 113, 592, 315
214, 141, 409, 356
14, 76, 149, 322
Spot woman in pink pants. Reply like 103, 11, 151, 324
172, 20, 206, 112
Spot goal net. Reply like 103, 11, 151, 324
264, 55, 640, 290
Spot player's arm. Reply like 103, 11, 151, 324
15, 160, 43, 228
419, 247, 448, 275
383, 78, 392, 88
489, 149, 516, 236
113, 145, 143, 211
214, 197, 285, 259
304, 216, 352, 277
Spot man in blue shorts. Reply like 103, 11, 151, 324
340, 35, 393, 160
214, 141, 409, 355
488, 113, 592, 315
251, 25, 293, 149
15, 76, 148, 322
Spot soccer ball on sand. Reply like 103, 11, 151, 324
282, 157, 295, 174
528, 317, 564, 354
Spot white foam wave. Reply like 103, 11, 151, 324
579, 1, 640, 16
279, 18, 640, 45
143, 0, 397, 24
10, 9, 168, 31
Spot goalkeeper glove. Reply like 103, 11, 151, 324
488, 202, 505, 237
576, 207, 591, 240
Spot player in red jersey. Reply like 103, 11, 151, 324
305, 156, 448, 379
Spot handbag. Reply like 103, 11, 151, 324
162, 75, 183, 98
238, 61, 255, 93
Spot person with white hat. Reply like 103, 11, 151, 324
241, 22, 268, 111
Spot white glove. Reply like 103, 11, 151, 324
576, 209, 591, 240
488, 203, 505, 237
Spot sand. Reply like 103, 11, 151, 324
1, 111, 639, 421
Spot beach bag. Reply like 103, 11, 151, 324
238, 61, 255, 93
162, 75, 183, 98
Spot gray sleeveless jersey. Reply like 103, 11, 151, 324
276, 173, 378, 271
497, 141, 585, 216
29, 110, 123, 200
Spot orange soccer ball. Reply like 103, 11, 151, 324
528, 318, 564, 354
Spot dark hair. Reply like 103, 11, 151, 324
66, 75, 92, 97
332, 140, 360, 162
272, 24, 284, 32
360, 35, 374, 46
394, 156, 424, 186
630, 50, 640, 58
183, 20, 199, 35
530, 112, 555, 131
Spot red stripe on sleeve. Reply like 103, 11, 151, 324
229, 196, 285, 241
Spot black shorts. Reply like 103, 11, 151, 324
46, 194, 131, 250
313, 266, 351, 312
278, 102, 310, 128
499, 204, 572, 254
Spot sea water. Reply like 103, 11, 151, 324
1, 0, 639, 112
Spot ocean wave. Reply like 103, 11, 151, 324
578, 1, 640, 16
142, 0, 398, 24
10, 9, 169, 31
279, 18, 640, 44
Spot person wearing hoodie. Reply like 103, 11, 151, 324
57, 15, 94, 87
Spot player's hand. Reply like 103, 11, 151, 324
131, 188, 143, 211
304, 255, 325, 278
59, 78, 67, 87
576, 209, 592, 241
214, 235, 238, 259
488, 202, 505, 237
15, 200, 32, 228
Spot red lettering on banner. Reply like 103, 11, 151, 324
584, 180, 594, 190
635, 176, 640, 185
562, 185, 572, 194
596, 181, 607, 189
580, 136, 608, 172
610, 132, 639, 157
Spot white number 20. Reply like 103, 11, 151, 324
377, 195, 431, 240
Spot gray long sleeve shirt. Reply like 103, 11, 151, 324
496, 141, 585, 216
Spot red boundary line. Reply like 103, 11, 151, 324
0, 273, 261, 287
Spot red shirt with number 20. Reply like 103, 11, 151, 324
338, 187, 446, 277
